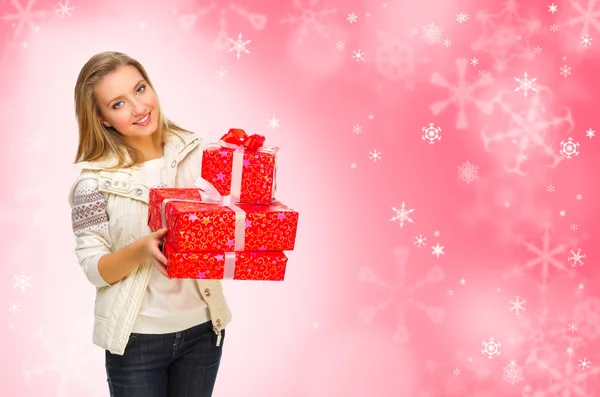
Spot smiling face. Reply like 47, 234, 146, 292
94, 64, 160, 145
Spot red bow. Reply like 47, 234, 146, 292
220, 128, 265, 151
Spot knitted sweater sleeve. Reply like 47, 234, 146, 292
68, 175, 112, 288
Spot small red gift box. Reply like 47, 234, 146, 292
163, 242, 288, 280
148, 187, 299, 252
201, 128, 278, 205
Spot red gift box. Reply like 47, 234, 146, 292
201, 128, 278, 205
148, 188, 299, 252
163, 242, 288, 280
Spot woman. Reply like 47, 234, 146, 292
67, 51, 232, 397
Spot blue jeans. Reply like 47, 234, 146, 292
105, 320, 225, 397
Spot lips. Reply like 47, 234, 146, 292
133, 111, 151, 124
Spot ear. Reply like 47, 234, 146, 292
102, 119, 111, 127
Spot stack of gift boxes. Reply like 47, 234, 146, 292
148, 128, 299, 281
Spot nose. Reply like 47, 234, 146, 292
131, 99, 146, 116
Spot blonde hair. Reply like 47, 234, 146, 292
73, 51, 192, 170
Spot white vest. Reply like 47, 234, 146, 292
67, 131, 232, 355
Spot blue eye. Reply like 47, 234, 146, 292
112, 85, 146, 109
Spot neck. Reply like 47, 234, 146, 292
125, 135, 164, 163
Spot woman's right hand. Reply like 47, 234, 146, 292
139, 228, 170, 278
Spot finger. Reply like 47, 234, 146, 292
153, 250, 168, 266
150, 258, 169, 277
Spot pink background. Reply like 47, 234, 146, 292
1, 0, 599, 395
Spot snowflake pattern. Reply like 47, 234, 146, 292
13, 271, 32, 292
503, 360, 524, 385
0, 0, 47, 48
420, 22, 443, 45
457, 160, 480, 184
358, 246, 445, 343
482, 89, 574, 175
509, 296, 527, 315
421, 122, 442, 144
228, 32, 252, 59
280, 0, 337, 44
55, 0, 74, 18
568, 248, 587, 266
390, 202, 415, 228
482, 337, 501, 359
471, 0, 540, 71
514, 72, 538, 98
177, 3, 266, 51
429, 58, 494, 129
559, 137, 580, 159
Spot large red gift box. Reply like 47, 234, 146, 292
201, 128, 278, 205
148, 188, 299, 252
163, 242, 288, 280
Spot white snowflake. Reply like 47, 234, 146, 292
446, 289, 455, 297
456, 12, 470, 23
570, 223, 578, 231
457, 160, 479, 184
509, 296, 527, 315
217, 67, 228, 80
560, 137, 580, 159
421, 123, 442, 144
350, 162, 357, 169
478, 69, 487, 77
548, 184, 555, 192
503, 359, 524, 385
559, 209, 567, 217
549, 3, 558, 13
534, 46, 542, 54
453, 367, 461, 375
470, 57, 479, 65
560, 64, 572, 77
13, 271, 33, 292
390, 202, 415, 228
586, 128, 595, 138
433, 230, 441, 237
514, 71, 538, 98
579, 357, 591, 370
268, 116, 280, 130
581, 34, 593, 47
431, 243, 444, 258
568, 248, 586, 266
551, 24, 559, 32
429, 58, 494, 129
55, 0, 74, 18
280, 0, 337, 44
9, 303, 20, 314
228, 32, 252, 60
443, 38, 452, 47
353, 124, 362, 134
576, 193, 583, 200
414, 235, 426, 247
567, 346, 575, 354
369, 149, 382, 162
577, 283, 585, 291
568, 322, 578, 332
347, 12, 358, 23
420, 22, 442, 45
459, 278, 466, 285
352, 49, 365, 61
482, 337, 501, 359
523, 384, 532, 393
335, 40, 345, 50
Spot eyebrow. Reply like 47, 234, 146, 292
107, 79, 146, 107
